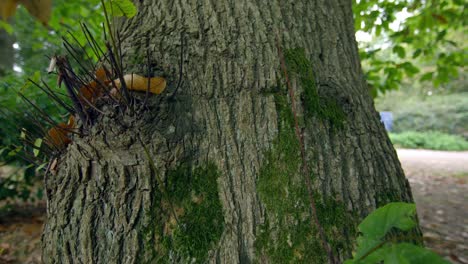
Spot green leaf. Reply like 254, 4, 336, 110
393, 45, 406, 59
33, 138, 42, 157
436, 67, 450, 85
35, 162, 47, 172
436, 30, 447, 42
400, 62, 420, 77
387, 243, 450, 264
412, 49, 422, 59
105, 0, 137, 18
359, 203, 416, 238
8, 146, 22, 156
20, 129, 27, 139
359, 243, 451, 264
353, 202, 417, 260
420, 72, 433, 82
0, 20, 13, 34
345, 203, 449, 264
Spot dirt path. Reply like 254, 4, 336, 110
397, 149, 468, 264
397, 149, 468, 176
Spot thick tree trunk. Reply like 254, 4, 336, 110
42, 0, 417, 263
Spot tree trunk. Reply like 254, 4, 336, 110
42, 0, 417, 263
0, 29, 14, 76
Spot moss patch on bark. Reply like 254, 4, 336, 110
143, 163, 224, 263
284, 47, 346, 128
255, 92, 356, 263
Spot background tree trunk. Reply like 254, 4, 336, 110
0, 29, 14, 76
42, 0, 417, 263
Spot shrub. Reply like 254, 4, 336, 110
389, 131, 468, 151
376, 92, 468, 138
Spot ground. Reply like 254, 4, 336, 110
0, 149, 466, 263
397, 149, 468, 264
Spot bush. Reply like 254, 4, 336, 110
376, 92, 468, 138
389, 131, 468, 151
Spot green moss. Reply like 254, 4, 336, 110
284, 48, 346, 128
316, 195, 357, 255
143, 163, 224, 263
255, 93, 357, 263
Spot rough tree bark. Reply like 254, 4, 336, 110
42, 0, 417, 263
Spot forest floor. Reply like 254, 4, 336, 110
0, 149, 466, 263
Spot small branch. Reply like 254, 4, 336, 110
106, 42, 131, 104
55, 56, 88, 125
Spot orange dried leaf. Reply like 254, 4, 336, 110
46, 123, 72, 150
78, 68, 111, 104
78, 81, 102, 104
66, 115, 75, 128
95, 67, 107, 82
114, 74, 166, 95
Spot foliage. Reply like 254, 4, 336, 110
7, 0, 103, 71
0, 164, 43, 202
1, 0, 104, 150
104, 0, 137, 18
354, 0, 467, 95
345, 202, 449, 264
389, 131, 468, 151
0, 0, 107, 203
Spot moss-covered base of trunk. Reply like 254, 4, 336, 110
142, 163, 224, 263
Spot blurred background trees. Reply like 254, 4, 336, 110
0, 0, 103, 203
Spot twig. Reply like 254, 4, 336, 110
55, 56, 88, 125
106, 42, 131, 104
